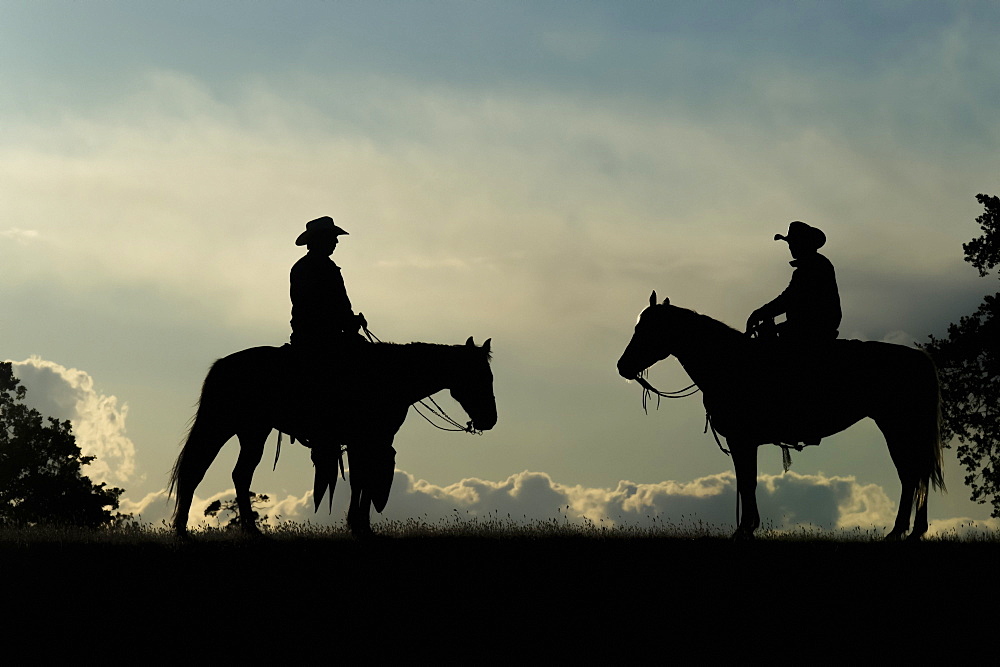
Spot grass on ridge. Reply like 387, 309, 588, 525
0, 510, 996, 544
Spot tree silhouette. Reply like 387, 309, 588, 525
0, 362, 126, 527
921, 193, 1000, 518
962, 194, 1000, 278
203, 492, 270, 529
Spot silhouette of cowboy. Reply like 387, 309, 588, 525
290, 216, 367, 348
746, 221, 841, 452
289, 215, 374, 512
746, 221, 841, 342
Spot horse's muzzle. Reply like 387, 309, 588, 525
617, 357, 640, 381
471, 415, 497, 432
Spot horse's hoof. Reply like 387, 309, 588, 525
349, 524, 375, 539
731, 529, 756, 542
241, 525, 266, 540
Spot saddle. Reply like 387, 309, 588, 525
276, 343, 396, 515
744, 318, 834, 464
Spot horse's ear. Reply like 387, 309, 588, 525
663, 296, 670, 306
466, 336, 475, 347
483, 338, 491, 353
649, 291, 657, 307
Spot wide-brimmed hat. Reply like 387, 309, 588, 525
774, 221, 825, 250
296, 216, 349, 246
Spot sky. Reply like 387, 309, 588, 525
2, 1, 999, 535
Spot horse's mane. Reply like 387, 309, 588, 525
366, 341, 493, 372
665, 304, 747, 348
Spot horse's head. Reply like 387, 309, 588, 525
617, 291, 676, 380
450, 337, 497, 432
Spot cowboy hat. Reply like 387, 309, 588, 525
295, 216, 349, 246
774, 220, 825, 250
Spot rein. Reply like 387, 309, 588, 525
634, 373, 730, 455
363, 323, 481, 435
634, 374, 700, 413
412, 395, 480, 434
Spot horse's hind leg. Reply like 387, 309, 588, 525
880, 421, 919, 541
906, 471, 932, 541
908, 487, 930, 541
172, 424, 235, 537
233, 425, 271, 535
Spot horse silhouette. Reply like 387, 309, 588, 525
170, 337, 496, 537
617, 292, 944, 541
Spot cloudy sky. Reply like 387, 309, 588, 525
2, 1, 998, 535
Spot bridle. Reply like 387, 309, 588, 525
363, 323, 482, 435
634, 373, 700, 412
412, 394, 481, 434
631, 369, 729, 456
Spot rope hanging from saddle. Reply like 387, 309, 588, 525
274, 431, 346, 474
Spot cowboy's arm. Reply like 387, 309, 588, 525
746, 262, 810, 332
747, 290, 788, 331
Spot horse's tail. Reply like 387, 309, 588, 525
916, 351, 947, 505
930, 359, 946, 492
168, 358, 233, 514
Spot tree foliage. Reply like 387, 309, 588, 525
963, 193, 1000, 277
0, 362, 126, 527
204, 492, 270, 529
921, 193, 1000, 517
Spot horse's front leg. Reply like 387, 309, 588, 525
346, 446, 371, 537
731, 441, 760, 540
887, 477, 931, 542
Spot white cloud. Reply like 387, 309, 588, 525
0, 66, 987, 358
9, 356, 136, 486
119, 489, 171, 524
0, 228, 39, 243
144, 466, 979, 538
831, 478, 898, 529
925, 516, 1000, 539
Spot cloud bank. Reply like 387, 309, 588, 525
9, 356, 136, 486
130, 467, 997, 539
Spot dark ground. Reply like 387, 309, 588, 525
2, 533, 995, 662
